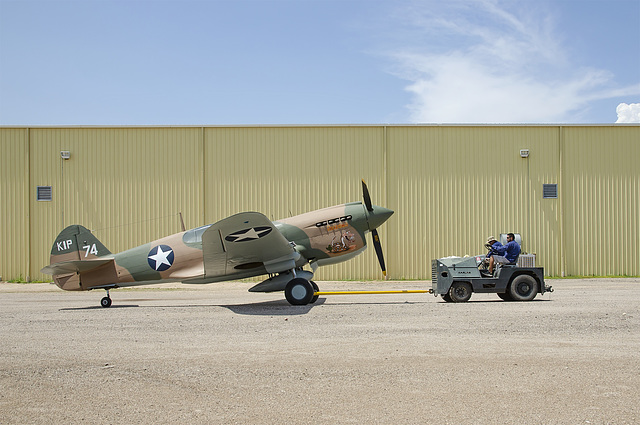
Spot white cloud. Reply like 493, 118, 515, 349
616, 103, 640, 123
386, 0, 640, 123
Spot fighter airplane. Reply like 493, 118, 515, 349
41, 181, 393, 307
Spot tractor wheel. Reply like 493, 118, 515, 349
442, 293, 454, 303
508, 275, 538, 301
449, 282, 472, 303
497, 292, 513, 301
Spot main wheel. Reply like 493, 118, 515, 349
285, 278, 314, 305
310, 280, 319, 304
508, 274, 538, 301
449, 282, 472, 303
100, 296, 112, 308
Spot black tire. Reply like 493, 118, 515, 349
509, 274, 538, 301
497, 292, 513, 301
442, 293, 454, 302
449, 282, 472, 303
285, 278, 314, 305
310, 280, 319, 304
100, 297, 112, 308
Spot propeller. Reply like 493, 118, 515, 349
362, 179, 373, 212
361, 180, 391, 279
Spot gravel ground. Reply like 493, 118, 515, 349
1, 278, 639, 424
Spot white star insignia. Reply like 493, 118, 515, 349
233, 228, 261, 242
226, 227, 273, 243
148, 246, 173, 271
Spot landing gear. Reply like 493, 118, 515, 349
100, 290, 112, 308
310, 281, 319, 304
284, 278, 315, 305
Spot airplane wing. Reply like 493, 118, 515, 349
200, 212, 299, 279
41, 258, 115, 275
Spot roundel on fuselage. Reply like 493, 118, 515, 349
147, 244, 174, 271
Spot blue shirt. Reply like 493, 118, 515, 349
486, 241, 503, 258
494, 240, 521, 263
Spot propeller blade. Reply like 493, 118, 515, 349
361, 179, 373, 212
361, 180, 391, 279
371, 229, 387, 279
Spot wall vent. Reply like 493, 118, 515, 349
543, 184, 558, 199
37, 186, 52, 201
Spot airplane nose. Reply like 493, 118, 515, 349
366, 205, 394, 230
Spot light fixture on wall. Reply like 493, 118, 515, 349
60, 151, 71, 160
520, 149, 530, 158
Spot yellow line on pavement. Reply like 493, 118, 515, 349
315, 290, 432, 296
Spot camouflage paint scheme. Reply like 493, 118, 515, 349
41, 201, 393, 294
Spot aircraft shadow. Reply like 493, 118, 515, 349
59, 299, 325, 315
220, 298, 326, 315
60, 304, 140, 311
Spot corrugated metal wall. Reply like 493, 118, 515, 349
28, 128, 203, 279
386, 126, 562, 278
562, 126, 639, 276
1, 125, 638, 281
0, 128, 29, 281
203, 126, 386, 280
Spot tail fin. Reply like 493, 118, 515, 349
44, 225, 113, 291
49, 225, 111, 265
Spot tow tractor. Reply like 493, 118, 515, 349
315, 234, 552, 303
431, 235, 553, 302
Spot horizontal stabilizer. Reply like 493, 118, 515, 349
41, 258, 115, 275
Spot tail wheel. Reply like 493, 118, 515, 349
509, 275, 538, 301
285, 278, 314, 305
449, 282, 472, 303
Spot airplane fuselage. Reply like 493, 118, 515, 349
50, 201, 393, 292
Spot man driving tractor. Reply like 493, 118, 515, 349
485, 233, 521, 275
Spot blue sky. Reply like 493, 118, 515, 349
1, 0, 639, 125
